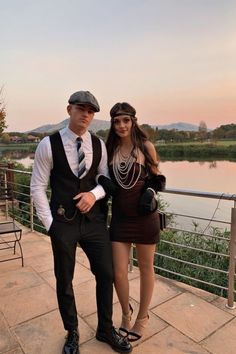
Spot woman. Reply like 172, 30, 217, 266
106, 102, 165, 342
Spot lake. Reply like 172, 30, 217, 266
160, 160, 235, 228
160, 160, 236, 194
7, 152, 236, 194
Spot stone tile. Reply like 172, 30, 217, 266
1, 223, 236, 354
0, 260, 23, 274
2, 348, 23, 354
129, 275, 181, 309
76, 248, 90, 269
40, 264, 94, 290
0, 267, 43, 297
0, 251, 23, 267
153, 292, 234, 342
167, 276, 218, 302
0, 283, 58, 326
0, 313, 18, 353
39, 269, 56, 289
21, 231, 46, 243
74, 279, 97, 317
13, 310, 94, 354
73, 264, 95, 286
211, 296, 236, 316
202, 317, 236, 354
132, 326, 209, 354
24, 251, 54, 273
74, 278, 119, 319
0, 247, 16, 257
80, 337, 118, 354
0, 233, 21, 245
21, 240, 51, 258
127, 266, 140, 281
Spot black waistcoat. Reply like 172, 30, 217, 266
49, 131, 105, 223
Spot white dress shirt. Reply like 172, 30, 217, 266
30, 127, 108, 231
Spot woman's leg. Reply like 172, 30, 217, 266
129, 243, 156, 338
112, 241, 132, 331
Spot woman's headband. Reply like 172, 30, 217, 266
111, 111, 137, 121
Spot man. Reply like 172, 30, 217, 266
30, 91, 132, 354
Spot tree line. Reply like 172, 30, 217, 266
1, 122, 236, 145
96, 122, 236, 143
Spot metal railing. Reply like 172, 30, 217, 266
0, 165, 235, 308
155, 188, 236, 308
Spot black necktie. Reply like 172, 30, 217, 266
76, 137, 86, 178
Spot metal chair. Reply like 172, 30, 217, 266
0, 184, 24, 267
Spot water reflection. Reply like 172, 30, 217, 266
160, 160, 236, 194
0, 150, 34, 160
0, 150, 34, 168
197, 161, 217, 168
209, 161, 217, 169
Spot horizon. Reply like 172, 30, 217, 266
5, 118, 220, 133
6, 118, 234, 135
1, 1, 235, 132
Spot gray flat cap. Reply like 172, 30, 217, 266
68, 91, 100, 112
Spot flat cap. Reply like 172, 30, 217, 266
68, 91, 100, 112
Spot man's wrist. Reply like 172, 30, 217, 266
89, 190, 97, 201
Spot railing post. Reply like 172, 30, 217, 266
30, 195, 34, 232
226, 206, 236, 309
4, 170, 9, 219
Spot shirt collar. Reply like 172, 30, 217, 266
63, 126, 90, 143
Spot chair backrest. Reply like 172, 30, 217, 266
0, 177, 15, 220
0, 186, 14, 200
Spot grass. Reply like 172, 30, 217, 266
215, 140, 236, 146
0, 143, 37, 149
156, 140, 236, 147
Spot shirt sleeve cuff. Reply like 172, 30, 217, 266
44, 216, 53, 231
90, 185, 106, 201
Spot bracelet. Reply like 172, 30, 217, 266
147, 187, 156, 196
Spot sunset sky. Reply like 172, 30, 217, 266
1, 0, 235, 132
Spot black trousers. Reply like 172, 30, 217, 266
49, 215, 113, 332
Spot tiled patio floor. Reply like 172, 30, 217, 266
0, 223, 236, 354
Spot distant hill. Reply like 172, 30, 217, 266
156, 122, 199, 131
28, 118, 109, 134
28, 119, 199, 134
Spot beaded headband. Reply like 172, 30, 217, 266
111, 111, 137, 122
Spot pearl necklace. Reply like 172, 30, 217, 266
112, 147, 142, 189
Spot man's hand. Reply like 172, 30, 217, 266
73, 192, 96, 213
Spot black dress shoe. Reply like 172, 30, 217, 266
96, 326, 132, 353
63, 330, 79, 354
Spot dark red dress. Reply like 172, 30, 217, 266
109, 163, 160, 244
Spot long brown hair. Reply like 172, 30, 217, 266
106, 102, 158, 174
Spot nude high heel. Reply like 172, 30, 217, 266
128, 314, 149, 342
119, 303, 133, 337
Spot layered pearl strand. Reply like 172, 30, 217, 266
112, 146, 141, 189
